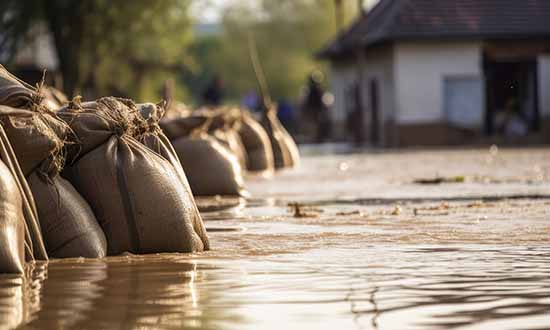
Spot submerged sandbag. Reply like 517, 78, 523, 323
205, 108, 248, 169
0, 107, 47, 262
261, 108, 300, 169
27, 173, 107, 258
136, 103, 209, 249
238, 110, 274, 173
159, 107, 246, 196
212, 128, 248, 169
0, 99, 104, 259
59, 97, 208, 255
172, 133, 246, 197
0, 160, 25, 273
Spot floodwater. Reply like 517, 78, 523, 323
2, 148, 550, 330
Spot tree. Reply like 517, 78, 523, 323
187, 0, 361, 105
1, 0, 194, 101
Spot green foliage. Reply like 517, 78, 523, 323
2, 0, 364, 103
1, 0, 194, 101
188, 0, 353, 104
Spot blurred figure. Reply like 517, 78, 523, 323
496, 98, 528, 137
242, 90, 261, 112
301, 71, 332, 143
202, 75, 224, 106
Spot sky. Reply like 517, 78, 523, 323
191, 0, 380, 23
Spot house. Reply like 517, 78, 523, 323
318, 0, 550, 146
1, 22, 60, 86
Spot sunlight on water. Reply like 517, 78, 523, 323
2, 149, 550, 329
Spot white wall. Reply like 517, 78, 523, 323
329, 46, 394, 143
394, 41, 483, 124
538, 55, 550, 117
330, 60, 359, 123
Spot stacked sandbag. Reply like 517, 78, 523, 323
41, 86, 68, 111
237, 109, 275, 173
206, 108, 248, 170
160, 110, 246, 197
0, 102, 107, 259
260, 107, 300, 169
0, 65, 55, 112
58, 97, 208, 255
0, 106, 52, 272
0, 66, 107, 259
136, 102, 209, 249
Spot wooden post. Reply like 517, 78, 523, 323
335, 0, 344, 32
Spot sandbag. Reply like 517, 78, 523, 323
0, 100, 103, 260
261, 108, 300, 169
27, 173, 107, 258
136, 103, 209, 250
0, 110, 66, 176
159, 115, 209, 141
59, 97, 208, 255
238, 110, 275, 173
41, 86, 68, 112
0, 160, 25, 273
0, 107, 47, 261
0, 65, 38, 109
212, 128, 248, 169
172, 133, 246, 197
0, 65, 55, 112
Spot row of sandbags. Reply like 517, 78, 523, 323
0, 64, 301, 274
159, 103, 300, 197
0, 66, 209, 273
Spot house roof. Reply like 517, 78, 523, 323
319, 0, 550, 59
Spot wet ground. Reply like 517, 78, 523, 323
2, 147, 550, 329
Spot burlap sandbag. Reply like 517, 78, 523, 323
136, 103, 209, 250
59, 97, 208, 255
0, 65, 55, 112
172, 133, 246, 197
0, 98, 104, 259
261, 108, 300, 169
0, 107, 47, 262
238, 110, 275, 173
0, 159, 25, 273
0, 65, 38, 109
212, 128, 248, 169
27, 173, 107, 258
41, 86, 68, 111
159, 114, 209, 141
0, 110, 66, 176
204, 108, 248, 169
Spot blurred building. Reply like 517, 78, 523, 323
0, 22, 59, 86
319, 0, 550, 147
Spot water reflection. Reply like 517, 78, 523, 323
1, 196, 549, 329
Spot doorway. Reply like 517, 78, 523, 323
484, 59, 539, 136
369, 79, 380, 145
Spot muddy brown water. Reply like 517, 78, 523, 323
2, 148, 550, 329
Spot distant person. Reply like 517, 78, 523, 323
202, 75, 224, 106
242, 90, 260, 112
496, 98, 528, 137
301, 71, 332, 143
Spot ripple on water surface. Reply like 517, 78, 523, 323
2, 170, 550, 330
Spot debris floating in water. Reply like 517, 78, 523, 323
413, 176, 465, 185
288, 202, 321, 218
